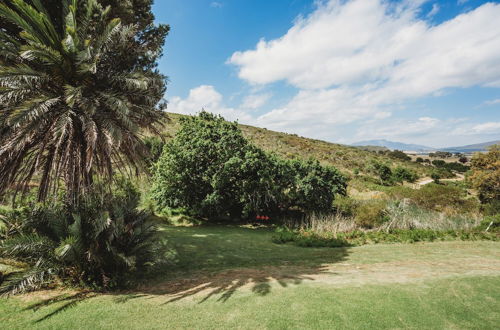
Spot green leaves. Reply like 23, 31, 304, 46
152, 112, 347, 220
0, 182, 160, 295
0, 0, 164, 203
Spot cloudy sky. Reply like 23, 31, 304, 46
154, 0, 500, 148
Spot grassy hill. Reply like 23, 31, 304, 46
160, 113, 432, 184
160, 113, 405, 172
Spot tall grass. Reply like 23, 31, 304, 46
284, 200, 482, 236
381, 199, 481, 231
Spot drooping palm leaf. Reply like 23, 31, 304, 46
0, 0, 164, 203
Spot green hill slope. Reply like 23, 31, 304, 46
159, 113, 432, 184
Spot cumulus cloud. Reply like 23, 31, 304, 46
230, 0, 500, 93
168, 0, 500, 145
226, 0, 500, 142
241, 93, 272, 109
427, 3, 440, 17
167, 85, 251, 122
471, 122, 500, 134
482, 99, 500, 106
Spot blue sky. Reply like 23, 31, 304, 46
153, 0, 500, 148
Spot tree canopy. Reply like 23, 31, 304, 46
152, 112, 347, 220
0, 0, 167, 203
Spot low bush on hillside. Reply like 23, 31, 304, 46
386, 184, 479, 214
0, 181, 164, 295
364, 161, 419, 186
152, 112, 346, 220
272, 228, 498, 247
354, 200, 389, 229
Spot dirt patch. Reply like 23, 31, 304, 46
137, 255, 500, 303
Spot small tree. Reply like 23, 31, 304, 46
392, 167, 418, 184
152, 112, 346, 219
469, 145, 500, 205
431, 172, 441, 184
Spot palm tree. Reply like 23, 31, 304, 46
0, 0, 164, 204
0, 182, 160, 295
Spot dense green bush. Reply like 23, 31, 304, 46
143, 136, 166, 164
388, 150, 411, 161
392, 167, 418, 184
151, 112, 346, 220
333, 196, 359, 217
366, 160, 393, 185
0, 181, 162, 295
354, 200, 389, 228
469, 145, 500, 204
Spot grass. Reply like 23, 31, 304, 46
1, 224, 499, 329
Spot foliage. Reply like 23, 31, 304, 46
366, 160, 393, 185
392, 166, 418, 183
272, 227, 498, 248
432, 160, 446, 167
0, 0, 165, 204
432, 160, 469, 172
354, 200, 388, 229
429, 151, 453, 158
143, 136, 165, 164
416, 157, 424, 163
152, 112, 346, 220
476, 214, 500, 232
387, 150, 411, 161
0, 182, 161, 295
468, 145, 500, 204
160, 113, 435, 193
333, 195, 359, 217
387, 184, 479, 214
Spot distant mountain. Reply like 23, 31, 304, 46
351, 139, 434, 152
441, 140, 500, 153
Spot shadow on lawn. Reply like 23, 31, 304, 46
22, 225, 351, 321
137, 254, 350, 305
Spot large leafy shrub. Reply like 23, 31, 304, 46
469, 145, 500, 205
151, 112, 346, 219
0, 181, 161, 295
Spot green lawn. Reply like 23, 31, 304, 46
1, 225, 499, 329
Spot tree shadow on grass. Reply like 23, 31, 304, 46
24, 291, 97, 323
134, 250, 350, 304
21, 225, 351, 321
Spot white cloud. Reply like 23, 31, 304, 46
167, 0, 500, 146
167, 85, 251, 122
241, 93, 272, 109
482, 98, 500, 106
355, 117, 441, 140
427, 3, 440, 17
471, 122, 500, 134
226, 0, 500, 143
210, 2, 223, 8
230, 0, 500, 92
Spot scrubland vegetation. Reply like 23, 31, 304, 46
0, 0, 499, 328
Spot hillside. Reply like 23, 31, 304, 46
160, 113, 431, 178
352, 139, 434, 152
442, 140, 500, 153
